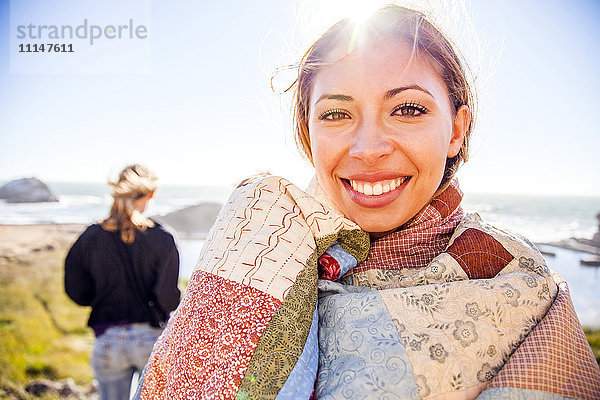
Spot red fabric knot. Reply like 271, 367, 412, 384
318, 253, 341, 281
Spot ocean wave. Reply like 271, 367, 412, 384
57, 194, 109, 206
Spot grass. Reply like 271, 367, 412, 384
0, 245, 190, 399
584, 327, 600, 365
0, 249, 94, 399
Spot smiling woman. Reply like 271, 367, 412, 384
307, 40, 470, 234
135, 5, 600, 400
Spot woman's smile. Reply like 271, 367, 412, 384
347, 176, 409, 196
340, 175, 411, 208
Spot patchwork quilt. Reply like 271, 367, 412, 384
137, 176, 600, 399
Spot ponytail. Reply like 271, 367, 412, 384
101, 164, 158, 243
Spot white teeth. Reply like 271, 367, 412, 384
348, 177, 408, 196
373, 183, 383, 195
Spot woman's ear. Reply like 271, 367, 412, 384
447, 105, 471, 158
148, 191, 155, 199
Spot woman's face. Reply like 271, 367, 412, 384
308, 39, 469, 234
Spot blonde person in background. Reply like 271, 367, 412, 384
136, 5, 599, 399
65, 164, 180, 400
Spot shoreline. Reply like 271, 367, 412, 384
1, 221, 597, 260
0, 223, 87, 263
539, 238, 600, 255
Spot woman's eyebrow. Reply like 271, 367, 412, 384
315, 93, 354, 104
384, 85, 433, 100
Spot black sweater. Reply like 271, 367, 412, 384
64, 223, 180, 332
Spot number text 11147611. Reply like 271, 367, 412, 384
18, 43, 74, 53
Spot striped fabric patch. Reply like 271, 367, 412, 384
447, 228, 514, 279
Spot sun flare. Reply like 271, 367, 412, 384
316, 0, 387, 29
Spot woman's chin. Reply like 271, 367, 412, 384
351, 216, 403, 237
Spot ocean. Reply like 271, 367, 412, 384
1, 181, 599, 327
0, 181, 233, 225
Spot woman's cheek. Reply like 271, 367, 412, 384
310, 133, 329, 166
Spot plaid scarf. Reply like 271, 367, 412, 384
353, 179, 464, 273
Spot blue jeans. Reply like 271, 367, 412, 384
91, 323, 163, 400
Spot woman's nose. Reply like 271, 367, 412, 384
348, 119, 394, 165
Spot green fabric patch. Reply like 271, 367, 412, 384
336, 229, 370, 265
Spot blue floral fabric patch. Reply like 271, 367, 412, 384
316, 290, 420, 399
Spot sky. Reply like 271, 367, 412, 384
1, 0, 599, 196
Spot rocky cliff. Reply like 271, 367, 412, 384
153, 202, 223, 239
0, 178, 58, 203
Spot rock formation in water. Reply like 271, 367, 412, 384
593, 212, 600, 244
153, 202, 222, 239
0, 177, 58, 203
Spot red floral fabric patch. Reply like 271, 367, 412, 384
318, 253, 341, 281
140, 270, 281, 399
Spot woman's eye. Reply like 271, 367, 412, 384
393, 103, 428, 117
319, 109, 350, 121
